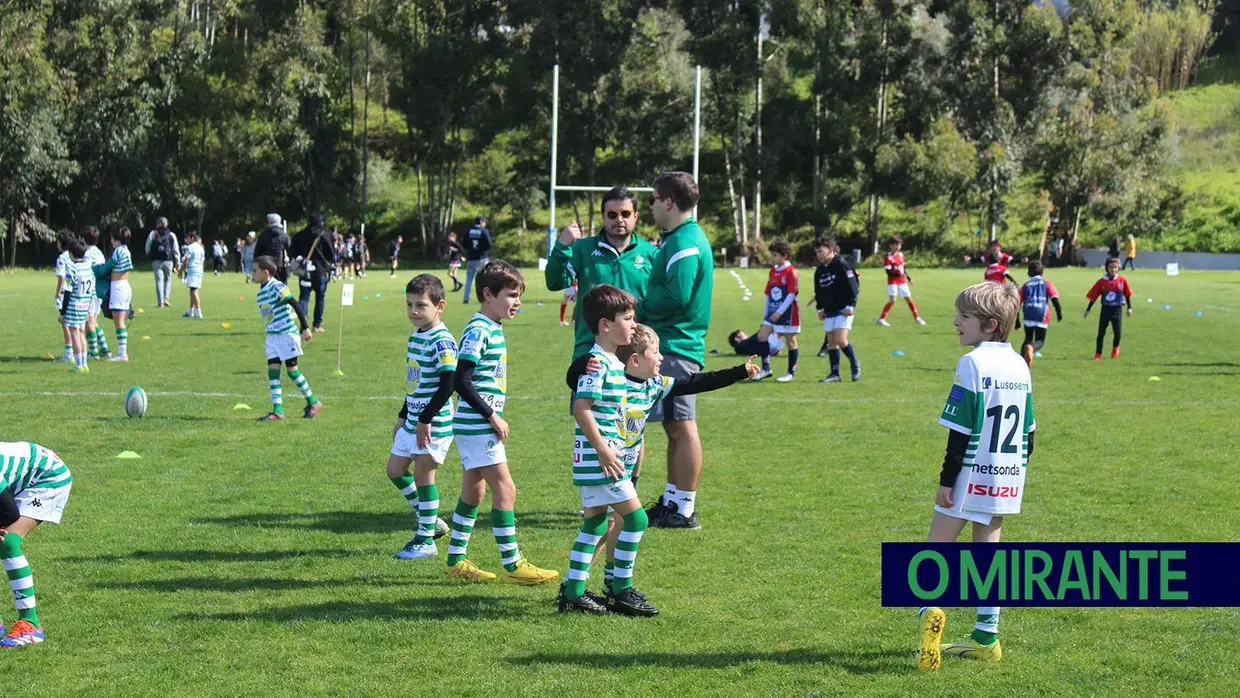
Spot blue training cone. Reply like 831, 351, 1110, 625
892, 350, 905, 357
1195, 311, 1203, 317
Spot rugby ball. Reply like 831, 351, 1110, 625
125, 387, 147, 418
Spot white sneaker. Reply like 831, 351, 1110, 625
54, 355, 73, 363
916, 317, 927, 326
751, 370, 772, 381
876, 318, 891, 327
775, 373, 795, 383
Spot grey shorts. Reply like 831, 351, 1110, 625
650, 354, 700, 423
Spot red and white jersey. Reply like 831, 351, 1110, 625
983, 251, 1013, 283
764, 263, 800, 327
884, 251, 907, 283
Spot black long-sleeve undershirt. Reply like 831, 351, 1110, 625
0, 487, 18, 528
418, 371, 456, 424
283, 295, 310, 332
453, 360, 494, 419
564, 354, 749, 395
1051, 296, 1063, 321
939, 429, 1036, 487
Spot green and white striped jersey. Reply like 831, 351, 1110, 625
572, 346, 628, 486
403, 323, 458, 439
939, 341, 1035, 516
109, 245, 134, 273
616, 375, 676, 470
85, 245, 106, 267
66, 259, 96, 302
257, 279, 297, 335
453, 313, 507, 436
0, 442, 72, 494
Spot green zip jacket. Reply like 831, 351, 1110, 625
545, 232, 658, 359
637, 219, 714, 367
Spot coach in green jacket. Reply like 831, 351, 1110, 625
545, 186, 658, 360
639, 171, 714, 530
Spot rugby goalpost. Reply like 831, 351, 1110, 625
546, 63, 703, 257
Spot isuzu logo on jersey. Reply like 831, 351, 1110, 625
968, 483, 1021, 498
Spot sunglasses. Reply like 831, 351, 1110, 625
648, 194, 667, 206
605, 210, 635, 221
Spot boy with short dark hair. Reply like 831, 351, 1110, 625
445, 260, 558, 585
52, 231, 76, 364
388, 274, 456, 559
60, 237, 94, 373
180, 230, 206, 319
560, 313, 759, 614
812, 238, 861, 382
82, 226, 110, 358
727, 327, 783, 379
1019, 261, 1062, 366
1084, 257, 1133, 361
917, 281, 1035, 671
761, 239, 801, 382
252, 256, 321, 421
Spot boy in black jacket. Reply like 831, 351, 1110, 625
812, 238, 861, 382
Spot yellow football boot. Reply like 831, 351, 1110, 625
446, 559, 496, 582
501, 559, 559, 585
917, 607, 946, 672
942, 635, 1003, 662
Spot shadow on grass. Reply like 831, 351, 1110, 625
193, 509, 578, 533
62, 548, 368, 564
507, 648, 910, 675
99, 575, 455, 593
0, 355, 53, 363
1160, 362, 1240, 368
93, 415, 213, 423
176, 595, 527, 622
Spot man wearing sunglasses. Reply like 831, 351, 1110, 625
638, 172, 714, 530
545, 187, 658, 361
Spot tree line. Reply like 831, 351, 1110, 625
1, 0, 1231, 267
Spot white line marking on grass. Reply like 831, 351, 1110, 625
1201, 304, 1239, 314
4, 391, 1235, 408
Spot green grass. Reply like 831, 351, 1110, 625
2, 265, 1239, 696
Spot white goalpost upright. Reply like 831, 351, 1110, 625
546, 64, 703, 256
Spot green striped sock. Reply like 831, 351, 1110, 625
87, 330, 97, 355
1, 532, 38, 626
116, 327, 127, 356
389, 472, 417, 508
972, 608, 999, 644
492, 509, 521, 572
268, 367, 283, 414
610, 508, 648, 594
413, 484, 440, 545
603, 562, 615, 588
288, 368, 318, 405
96, 327, 110, 355
63, 342, 71, 358
446, 500, 478, 566
565, 515, 607, 599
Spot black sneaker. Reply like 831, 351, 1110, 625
851, 366, 862, 382
819, 374, 842, 384
583, 588, 608, 605
661, 508, 701, 530
558, 585, 608, 614
606, 587, 659, 617
603, 584, 647, 602
644, 499, 669, 527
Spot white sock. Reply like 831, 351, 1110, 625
677, 490, 697, 518
663, 483, 677, 505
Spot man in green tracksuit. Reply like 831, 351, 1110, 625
638, 172, 714, 530
545, 187, 658, 360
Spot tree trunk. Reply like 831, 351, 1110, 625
416, 159, 427, 256
754, 30, 764, 242
360, 24, 372, 231
867, 14, 891, 255
724, 141, 742, 244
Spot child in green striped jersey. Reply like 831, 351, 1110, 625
445, 260, 559, 585
60, 238, 95, 372
389, 274, 456, 560
252, 256, 321, 421
562, 323, 759, 615
52, 230, 77, 363
82, 226, 110, 358
558, 284, 640, 614
93, 227, 135, 361
0, 441, 74, 647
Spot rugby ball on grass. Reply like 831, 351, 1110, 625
125, 387, 147, 418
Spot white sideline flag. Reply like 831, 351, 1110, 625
341, 283, 355, 306
1166, 263, 1180, 276
538, 257, 548, 271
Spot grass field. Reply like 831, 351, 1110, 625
1, 263, 1239, 696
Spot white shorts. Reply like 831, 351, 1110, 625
187, 272, 203, 289
888, 282, 912, 298
391, 428, 453, 464
16, 483, 72, 525
109, 279, 132, 311
264, 333, 304, 362
456, 433, 507, 470
761, 321, 800, 335
90, 297, 102, 317
579, 479, 638, 509
563, 286, 577, 302
934, 505, 996, 527
822, 314, 854, 332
